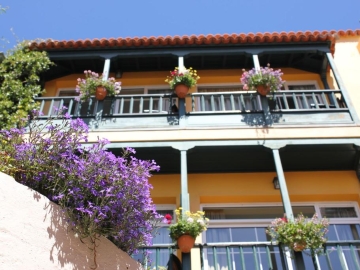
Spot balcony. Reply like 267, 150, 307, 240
35, 89, 352, 130
136, 240, 360, 270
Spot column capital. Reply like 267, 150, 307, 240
263, 142, 287, 150
172, 143, 195, 152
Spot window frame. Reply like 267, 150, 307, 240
201, 202, 360, 228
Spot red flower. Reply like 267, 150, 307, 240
281, 217, 288, 223
164, 214, 172, 224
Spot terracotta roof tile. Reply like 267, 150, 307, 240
30, 30, 360, 51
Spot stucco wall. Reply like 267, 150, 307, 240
0, 172, 143, 270
333, 36, 360, 118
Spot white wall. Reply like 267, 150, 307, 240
0, 172, 143, 270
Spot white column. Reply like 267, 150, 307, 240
102, 58, 111, 80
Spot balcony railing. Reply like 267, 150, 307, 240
34, 89, 352, 129
189, 90, 347, 113
136, 240, 360, 270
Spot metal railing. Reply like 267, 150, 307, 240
136, 240, 360, 270
189, 90, 348, 113
36, 94, 177, 118
35, 90, 349, 118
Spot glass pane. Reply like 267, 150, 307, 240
205, 227, 285, 270
320, 207, 357, 218
58, 90, 78, 96
198, 87, 243, 92
288, 84, 316, 90
203, 206, 315, 220
328, 224, 360, 241
148, 89, 173, 94
206, 228, 231, 242
119, 89, 144, 95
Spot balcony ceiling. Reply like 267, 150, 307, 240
108, 144, 357, 174
41, 50, 327, 82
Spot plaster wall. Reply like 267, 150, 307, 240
333, 36, 360, 118
150, 171, 360, 207
0, 172, 143, 270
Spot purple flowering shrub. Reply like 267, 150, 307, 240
0, 109, 160, 255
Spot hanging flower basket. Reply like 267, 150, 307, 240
266, 213, 329, 257
75, 70, 121, 102
256, 85, 271, 96
240, 64, 285, 96
165, 67, 200, 99
95, 86, 108, 101
292, 241, 307, 252
177, 234, 195, 253
174, 83, 189, 98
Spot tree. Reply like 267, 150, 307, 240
0, 42, 53, 130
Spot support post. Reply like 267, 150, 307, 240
326, 52, 359, 123
102, 58, 111, 80
180, 150, 190, 212
272, 149, 304, 270
272, 149, 293, 219
253, 54, 272, 125
178, 56, 184, 70
180, 148, 191, 270
182, 253, 191, 270
252, 54, 261, 70
96, 58, 111, 117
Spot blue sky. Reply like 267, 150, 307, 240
0, 0, 359, 52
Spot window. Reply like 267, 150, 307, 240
112, 88, 175, 114
132, 205, 175, 269
276, 82, 325, 110
197, 86, 259, 112
202, 203, 360, 270
54, 89, 80, 115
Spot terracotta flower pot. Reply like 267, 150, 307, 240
174, 84, 189, 98
256, 85, 271, 96
177, 235, 195, 253
292, 241, 307, 252
95, 86, 107, 101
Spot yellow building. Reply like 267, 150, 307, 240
32, 29, 360, 270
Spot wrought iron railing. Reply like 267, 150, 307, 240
189, 90, 348, 113
136, 240, 360, 270
35, 90, 349, 118
36, 94, 177, 118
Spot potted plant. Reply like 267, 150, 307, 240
165, 67, 200, 98
241, 64, 285, 96
75, 70, 122, 102
266, 213, 329, 256
168, 208, 209, 253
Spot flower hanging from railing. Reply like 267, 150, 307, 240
75, 70, 121, 102
266, 213, 329, 256
168, 208, 209, 253
165, 67, 200, 98
241, 64, 285, 96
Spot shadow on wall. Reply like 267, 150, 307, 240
0, 172, 142, 270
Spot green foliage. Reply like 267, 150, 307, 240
169, 208, 209, 241
0, 41, 53, 129
266, 213, 329, 256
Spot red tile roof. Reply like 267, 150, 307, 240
30, 30, 360, 51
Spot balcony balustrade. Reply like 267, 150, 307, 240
136, 240, 360, 270
34, 89, 352, 129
